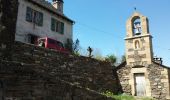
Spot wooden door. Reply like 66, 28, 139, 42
135, 73, 146, 96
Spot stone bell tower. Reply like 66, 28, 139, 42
125, 12, 153, 66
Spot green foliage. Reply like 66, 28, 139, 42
140, 97, 155, 100
93, 48, 105, 60
73, 51, 80, 56
102, 91, 135, 100
94, 55, 105, 61
65, 38, 81, 55
65, 38, 73, 52
101, 90, 115, 98
105, 54, 117, 66
113, 95, 135, 100
73, 39, 80, 53
121, 55, 126, 63
102, 91, 155, 100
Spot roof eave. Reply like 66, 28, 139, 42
27, 0, 74, 24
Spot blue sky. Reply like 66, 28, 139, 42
49, 0, 170, 66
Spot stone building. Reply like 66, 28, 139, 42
15, 0, 74, 45
116, 12, 170, 100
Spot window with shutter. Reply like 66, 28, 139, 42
51, 18, 55, 31
26, 7, 33, 22
56, 21, 59, 32
58, 21, 61, 33
61, 22, 64, 34
33, 11, 37, 24
38, 12, 43, 26
51, 18, 64, 34
26, 7, 43, 26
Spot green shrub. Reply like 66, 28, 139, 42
101, 91, 155, 100
101, 91, 135, 100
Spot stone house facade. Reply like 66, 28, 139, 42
116, 12, 170, 100
15, 0, 74, 45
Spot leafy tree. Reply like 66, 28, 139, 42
93, 48, 105, 60
65, 38, 73, 52
121, 55, 126, 63
105, 54, 117, 66
65, 38, 81, 55
73, 39, 80, 53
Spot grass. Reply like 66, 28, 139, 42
113, 94, 135, 100
101, 91, 155, 100
101, 91, 135, 100
139, 97, 155, 100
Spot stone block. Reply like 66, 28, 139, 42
161, 79, 168, 82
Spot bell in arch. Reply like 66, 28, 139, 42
133, 18, 142, 35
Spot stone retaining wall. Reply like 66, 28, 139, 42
0, 42, 119, 93
0, 60, 114, 100
0, 42, 120, 99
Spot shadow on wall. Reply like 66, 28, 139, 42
0, 81, 3, 100
113, 68, 123, 94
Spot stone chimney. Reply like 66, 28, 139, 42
154, 57, 163, 65
52, 0, 64, 14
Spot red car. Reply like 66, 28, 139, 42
37, 37, 69, 53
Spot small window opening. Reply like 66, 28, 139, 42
28, 34, 38, 44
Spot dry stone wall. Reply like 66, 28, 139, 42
0, 42, 120, 99
0, 60, 114, 100
147, 64, 170, 100
0, 42, 119, 93
116, 62, 132, 94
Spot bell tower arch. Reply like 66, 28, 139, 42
125, 12, 153, 65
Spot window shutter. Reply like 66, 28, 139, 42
57, 21, 61, 33
26, 7, 33, 22
33, 11, 38, 25
38, 12, 43, 26
51, 18, 55, 31
61, 22, 64, 34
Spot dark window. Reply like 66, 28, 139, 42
51, 18, 56, 31
34, 11, 43, 26
61, 22, 64, 34
51, 18, 64, 34
28, 34, 38, 44
26, 7, 33, 22
26, 7, 43, 26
